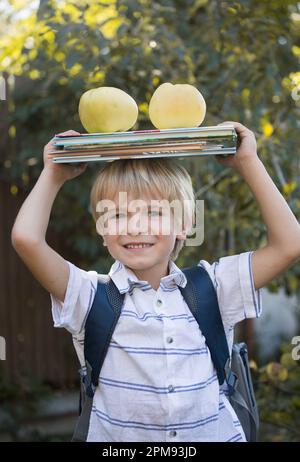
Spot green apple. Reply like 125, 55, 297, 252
79, 86, 138, 133
149, 82, 206, 129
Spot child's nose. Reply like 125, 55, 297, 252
127, 213, 149, 235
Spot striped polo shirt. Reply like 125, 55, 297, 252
51, 250, 262, 442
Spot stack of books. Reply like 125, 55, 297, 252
48, 125, 237, 163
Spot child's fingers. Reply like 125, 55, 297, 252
217, 121, 236, 125
44, 130, 80, 150
217, 121, 255, 147
217, 121, 245, 132
45, 136, 55, 146
218, 121, 251, 136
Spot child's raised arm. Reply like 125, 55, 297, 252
11, 130, 87, 303
215, 121, 300, 290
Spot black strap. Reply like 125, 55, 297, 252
179, 265, 230, 385
84, 278, 125, 393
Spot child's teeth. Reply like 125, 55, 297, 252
127, 244, 152, 248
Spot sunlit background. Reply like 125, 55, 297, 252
0, 0, 300, 442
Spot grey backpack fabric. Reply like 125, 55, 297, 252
72, 265, 259, 442
229, 343, 259, 441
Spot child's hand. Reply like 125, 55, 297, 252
43, 130, 88, 184
214, 121, 258, 170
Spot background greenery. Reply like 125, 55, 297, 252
1, 0, 300, 442
1, 0, 300, 290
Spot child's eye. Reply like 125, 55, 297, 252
149, 210, 162, 216
109, 212, 125, 219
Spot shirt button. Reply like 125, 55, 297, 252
169, 430, 177, 437
166, 337, 173, 344
156, 299, 163, 306
168, 385, 174, 392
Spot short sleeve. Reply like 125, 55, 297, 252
50, 260, 98, 335
198, 250, 262, 327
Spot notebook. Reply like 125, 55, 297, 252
48, 125, 237, 163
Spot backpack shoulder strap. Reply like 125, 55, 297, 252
84, 277, 125, 395
73, 277, 125, 441
179, 265, 231, 386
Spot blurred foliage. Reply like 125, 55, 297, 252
0, 374, 76, 441
254, 342, 300, 442
0, 375, 51, 441
0, 0, 300, 292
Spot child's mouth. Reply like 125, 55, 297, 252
123, 243, 155, 251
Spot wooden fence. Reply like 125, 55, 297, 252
0, 178, 79, 386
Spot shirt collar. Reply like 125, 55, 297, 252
108, 259, 187, 294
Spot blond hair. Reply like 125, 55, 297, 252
90, 158, 195, 261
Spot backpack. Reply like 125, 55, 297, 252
72, 265, 259, 442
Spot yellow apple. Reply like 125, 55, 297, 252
78, 87, 138, 133
148, 83, 206, 129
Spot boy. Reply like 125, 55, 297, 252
11, 122, 300, 442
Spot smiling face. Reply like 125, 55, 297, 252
97, 191, 187, 273
90, 158, 195, 272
